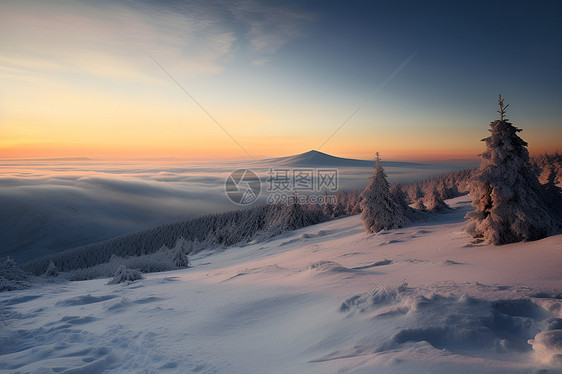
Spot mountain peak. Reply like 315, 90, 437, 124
262, 150, 424, 168
263, 150, 371, 167
301, 149, 324, 155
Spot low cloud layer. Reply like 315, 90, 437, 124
0, 160, 237, 262
0, 158, 471, 262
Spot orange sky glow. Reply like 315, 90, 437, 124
1, 0, 560, 163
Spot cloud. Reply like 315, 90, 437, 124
0, 159, 237, 262
0, 0, 236, 83
252, 58, 272, 66
228, 1, 314, 55
0, 0, 314, 84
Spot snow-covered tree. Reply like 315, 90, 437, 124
43, 261, 59, 277
360, 153, 405, 233
466, 95, 557, 244
331, 192, 347, 218
535, 152, 562, 185
542, 165, 562, 226
347, 189, 362, 215
1, 257, 30, 291
173, 248, 190, 268
390, 183, 409, 211
108, 265, 143, 284
322, 189, 334, 218
412, 199, 426, 211
282, 194, 311, 230
408, 183, 424, 203
425, 186, 450, 212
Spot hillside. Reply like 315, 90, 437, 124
2, 195, 561, 373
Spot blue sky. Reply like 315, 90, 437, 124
1, 0, 560, 160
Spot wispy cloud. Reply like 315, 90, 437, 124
0, 0, 313, 84
227, 1, 314, 58
0, 0, 236, 83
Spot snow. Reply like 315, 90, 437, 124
1, 195, 562, 373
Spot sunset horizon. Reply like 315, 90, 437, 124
2, 1, 560, 162
1, 2, 561, 372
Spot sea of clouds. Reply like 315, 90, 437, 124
0, 158, 475, 262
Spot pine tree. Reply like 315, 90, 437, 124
0, 257, 30, 291
542, 165, 562, 225
173, 248, 190, 268
43, 261, 59, 277
413, 183, 424, 201
322, 189, 334, 218
390, 183, 410, 211
466, 95, 557, 244
281, 192, 312, 231
360, 153, 405, 233
425, 186, 450, 212
412, 199, 426, 211
348, 189, 362, 215
331, 191, 347, 218
108, 265, 143, 284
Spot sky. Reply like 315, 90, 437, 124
1, 0, 561, 161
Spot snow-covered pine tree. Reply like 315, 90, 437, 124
347, 189, 362, 215
281, 192, 312, 231
360, 153, 405, 233
0, 257, 30, 292
466, 95, 557, 244
43, 261, 59, 277
1, 257, 28, 280
412, 199, 426, 211
542, 165, 562, 226
331, 191, 347, 218
173, 248, 190, 268
409, 183, 424, 202
322, 189, 334, 218
390, 183, 409, 211
108, 265, 143, 284
425, 186, 450, 212
435, 179, 448, 199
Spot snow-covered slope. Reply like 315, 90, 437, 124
1, 195, 561, 373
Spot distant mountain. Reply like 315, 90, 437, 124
426, 159, 480, 167
262, 150, 425, 168
0, 157, 94, 162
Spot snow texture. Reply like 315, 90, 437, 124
1, 195, 561, 373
